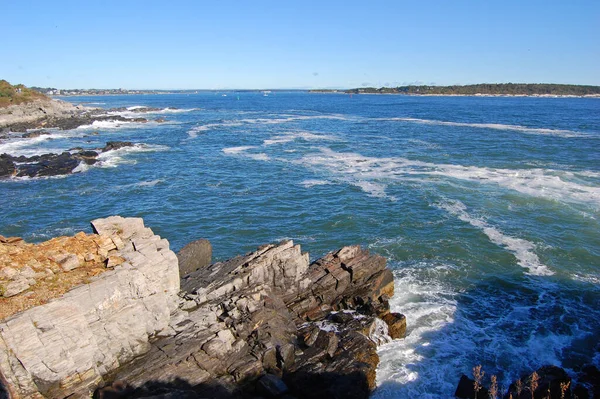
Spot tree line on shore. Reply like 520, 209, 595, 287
313, 83, 600, 96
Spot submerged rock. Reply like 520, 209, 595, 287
102, 141, 134, 152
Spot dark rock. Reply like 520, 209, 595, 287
14, 152, 80, 178
22, 130, 50, 138
177, 239, 212, 276
503, 365, 571, 399
256, 374, 289, 398
0, 154, 16, 177
74, 150, 100, 165
102, 141, 134, 152
579, 365, 600, 399
455, 374, 489, 399
88, 243, 402, 399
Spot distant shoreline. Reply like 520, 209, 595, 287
310, 83, 600, 98
309, 91, 600, 99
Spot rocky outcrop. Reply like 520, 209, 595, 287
0, 217, 180, 398
0, 99, 90, 129
0, 99, 151, 132
100, 242, 401, 399
0, 142, 137, 178
0, 217, 404, 399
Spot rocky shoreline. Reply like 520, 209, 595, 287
0, 99, 168, 179
0, 218, 598, 398
0, 217, 405, 399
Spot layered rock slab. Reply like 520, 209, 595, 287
106, 243, 403, 398
0, 217, 180, 398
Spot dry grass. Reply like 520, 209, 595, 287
473, 364, 485, 398
0, 233, 110, 320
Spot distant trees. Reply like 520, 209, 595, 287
343, 83, 600, 96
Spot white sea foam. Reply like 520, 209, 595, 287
371, 262, 594, 398
77, 120, 136, 130
222, 146, 257, 155
110, 106, 197, 117
437, 199, 553, 276
263, 131, 339, 146
187, 122, 244, 138
383, 117, 588, 138
300, 179, 332, 188
373, 264, 459, 397
154, 107, 197, 114
134, 179, 164, 187
571, 273, 600, 286
240, 114, 351, 125
297, 148, 600, 207
72, 161, 90, 174
95, 144, 170, 168
0, 134, 56, 156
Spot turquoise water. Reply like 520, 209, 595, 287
1, 93, 599, 397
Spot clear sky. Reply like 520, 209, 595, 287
2, 0, 599, 89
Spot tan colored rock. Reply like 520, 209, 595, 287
1, 278, 30, 297
382, 312, 407, 339
57, 253, 80, 271
105, 255, 125, 268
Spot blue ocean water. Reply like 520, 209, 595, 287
1, 92, 599, 397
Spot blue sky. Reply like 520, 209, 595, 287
3, 0, 599, 89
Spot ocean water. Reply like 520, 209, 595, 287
1, 92, 599, 397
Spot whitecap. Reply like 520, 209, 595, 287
77, 120, 137, 130
437, 199, 553, 276
296, 147, 600, 207
95, 144, 170, 168
263, 130, 339, 146
72, 161, 90, 174
187, 122, 244, 137
222, 146, 257, 154
382, 117, 588, 138
300, 179, 332, 188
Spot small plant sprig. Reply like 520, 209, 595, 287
515, 379, 523, 398
560, 381, 570, 399
473, 365, 485, 399
489, 375, 498, 399
528, 371, 539, 399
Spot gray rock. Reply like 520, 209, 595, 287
257, 374, 289, 397
0, 216, 181, 399
1, 278, 31, 297
177, 238, 212, 276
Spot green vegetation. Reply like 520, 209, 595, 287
0, 80, 48, 107
342, 83, 600, 96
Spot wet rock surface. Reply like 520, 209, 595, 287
0, 141, 139, 178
